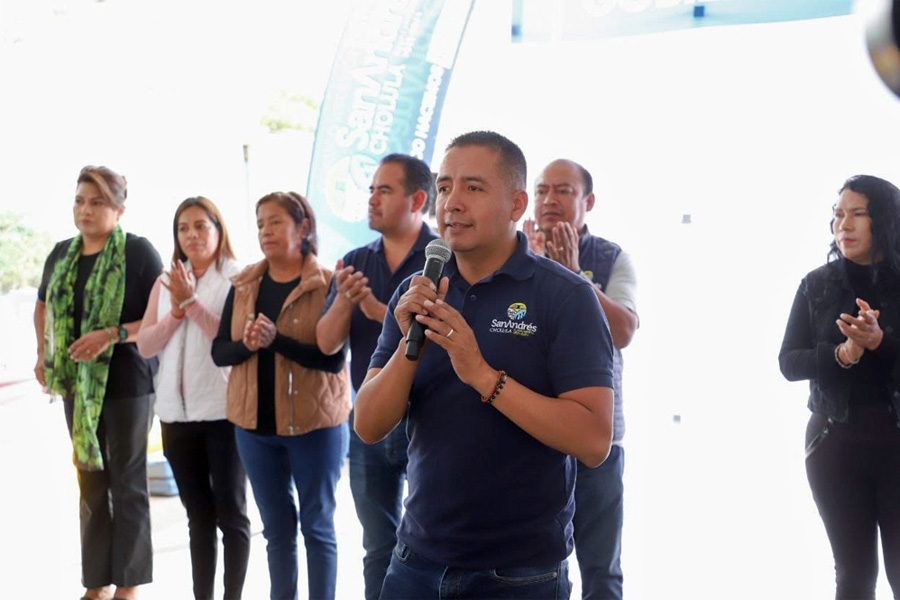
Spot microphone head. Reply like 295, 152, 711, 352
424, 238, 452, 263
863, 0, 900, 97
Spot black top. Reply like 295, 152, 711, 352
38, 233, 163, 399
842, 260, 891, 408
780, 258, 900, 421
212, 272, 346, 434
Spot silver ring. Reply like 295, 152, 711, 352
447, 328, 455, 339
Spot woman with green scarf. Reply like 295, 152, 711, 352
34, 165, 163, 600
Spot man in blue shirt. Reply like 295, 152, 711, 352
526, 158, 639, 600
317, 153, 437, 599
355, 131, 615, 599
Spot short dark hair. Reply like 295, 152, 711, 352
829, 174, 900, 279
446, 131, 527, 191
256, 191, 318, 256
380, 153, 434, 213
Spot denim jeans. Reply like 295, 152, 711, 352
380, 540, 571, 599
573, 444, 624, 600
235, 424, 347, 600
348, 412, 408, 600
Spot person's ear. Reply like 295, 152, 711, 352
510, 189, 529, 223
411, 190, 427, 213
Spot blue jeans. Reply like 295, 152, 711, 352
234, 424, 347, 600
381, 540, 571, 599
573, 444, 624, 600
348, 412, 409, 600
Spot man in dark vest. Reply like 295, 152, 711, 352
525, 158, 639, 600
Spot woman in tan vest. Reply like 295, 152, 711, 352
212, 192, 350, 600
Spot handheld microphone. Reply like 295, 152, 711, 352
405, 238, 452, 360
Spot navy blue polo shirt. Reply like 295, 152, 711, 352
370, 232, 614, 569
323, 223, 437, 391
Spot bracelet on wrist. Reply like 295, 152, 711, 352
834, 343, 859, 369
481, 370, 508, 404
178, 295, 198, 310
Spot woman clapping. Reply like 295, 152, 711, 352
780, 175, 900, 599
137, 197, 250, 600
212, 192, 350, 600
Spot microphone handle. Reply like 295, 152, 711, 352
404, 257, 445, 360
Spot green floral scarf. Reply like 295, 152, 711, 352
44, 226, 126, 471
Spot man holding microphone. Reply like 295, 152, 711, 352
355, 131, 615, 599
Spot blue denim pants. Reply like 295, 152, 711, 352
380, 540, 571, 599
234, 424, 347, 600
573, 444, 625, 600
348, 412, 409, 599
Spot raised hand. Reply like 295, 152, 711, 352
523, 218, 547, 256
837, 297, 883, 352
334, 259, 373, 306
393, 276, 448, 339
416, 298, 491, 389
162, 260, 196, 318
246, 313, 277, 350
546, 221, 581, 273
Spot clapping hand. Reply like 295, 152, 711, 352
162, 260, 196, 317
243, 313, 277, 351
523, 218, 546, 256
836, 297, 883, 358
546, 222, 581, 273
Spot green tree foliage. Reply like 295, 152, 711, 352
0, 212, 52, 294
261, 90, 320, 133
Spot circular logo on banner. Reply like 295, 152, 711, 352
325, 154, 378, 222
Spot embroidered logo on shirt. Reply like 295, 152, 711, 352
507, 302, 527, 320
490, 303, 538, 337
583, 270, 594, 281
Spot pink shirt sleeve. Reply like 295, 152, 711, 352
136, 277, 185, 358
185, 298, 222, 340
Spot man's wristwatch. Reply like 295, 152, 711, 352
116, 325, 128, 343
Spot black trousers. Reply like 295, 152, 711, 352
161, 419, 251, 600
806, 405, 900, 600
64, 395, 154, 588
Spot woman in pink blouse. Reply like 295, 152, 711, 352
137, 197, 250, 600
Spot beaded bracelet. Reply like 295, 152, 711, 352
481, 370, 508, 404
